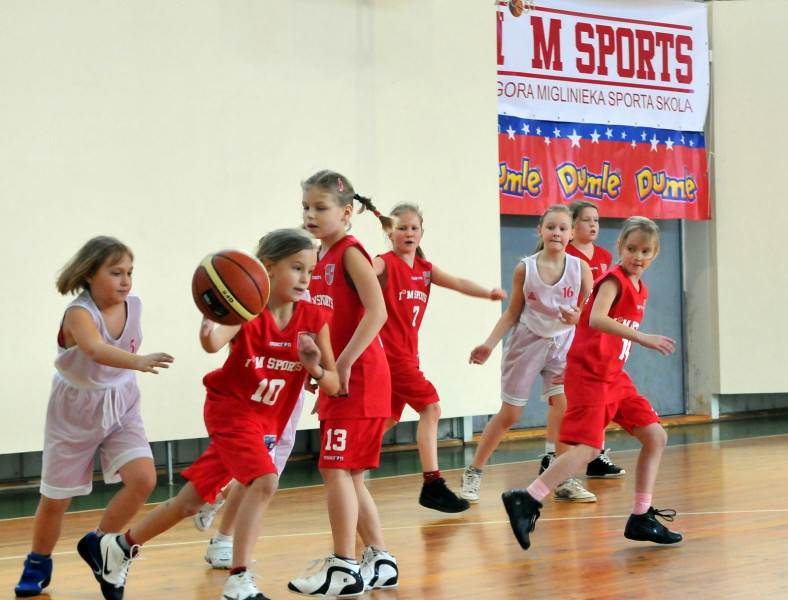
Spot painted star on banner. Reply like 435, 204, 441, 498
544, 136, 551, 146
590, 130, 601, 144
681, 135, 686, 144
665, 138, 675, 150
631, 140, 637, 148
507, 125, 516, 140
521, 123, 530, 135
621, 131, 627, 140
568, 129, 582, 148
536, 127, 542, 135
641, 131, 647, 141
650, 134, 660, 151
605, 128, 614, 139
553, 127, 562, 137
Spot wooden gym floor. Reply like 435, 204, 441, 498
1, 413, 787, 599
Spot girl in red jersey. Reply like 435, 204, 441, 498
367, 202, 506, 513
564, 200, 626, 478
288, 170, 397, 597
502, 217, 682, 551
80, 228, 339, 600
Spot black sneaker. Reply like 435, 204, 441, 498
419, 478, 470, 513
586, 449, 626, 478
624, 507, 682, 544
501, 490, 542, 550
538, 452, 556, 475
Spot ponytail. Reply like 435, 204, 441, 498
355, 194, 395, 231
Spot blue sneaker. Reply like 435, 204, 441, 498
77, 532, 135, 600
14, 553, 53, 597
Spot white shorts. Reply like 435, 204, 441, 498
40, 374, 153, 500
500, 323, 574, 407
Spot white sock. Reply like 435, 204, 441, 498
545, 442, 556, 454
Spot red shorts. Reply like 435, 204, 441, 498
389, 361, 439, 421
318, 417, 386, 470
560, 371, 660, 449
182, 397, 278, 503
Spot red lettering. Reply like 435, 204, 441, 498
532, 16, 563, 70
675, 35, 693, 83
575, 22, 594, 74
635, 30, 655, 80
655, 32, 674, 82
616, 28, 635, 78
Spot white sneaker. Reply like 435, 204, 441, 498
460, 467, 482, 502
221, 569, 267, 600
99, 534, 139, 595
359, 546, 398, 590
194, 499, 225, 531
554, 478, 597, 503
287, 556, 363, 597
205, 536, 233, 569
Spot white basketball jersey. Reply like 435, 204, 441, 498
519, 253, 582, 338
54, 290, 141, 389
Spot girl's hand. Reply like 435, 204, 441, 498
639, 333, 676, 356
335, 357, 352, 395
297, 333, 321, 369
310, 397, 319, 415
135, 352, 174, 374
490, 288, 508, 301
200, 317, 215, 337
469, 344, 492, 365
558, 304, 581, 325
550, 370, 565, 385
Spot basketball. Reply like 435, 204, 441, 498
192, 250, 270, 325
509, 0, 524, 18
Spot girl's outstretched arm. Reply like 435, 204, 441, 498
431, 265, 507, 301
65, 306, 173, 373
199, 318, 241, 353
469, 262, 524, 365
588, 278, 675, 355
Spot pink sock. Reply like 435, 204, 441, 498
633, 493, 652, 515
526, 479, 550, 502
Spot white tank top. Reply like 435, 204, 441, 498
519, 252, 582, 338
54, 291, 142, 389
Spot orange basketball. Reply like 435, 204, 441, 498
192, 250, 270, 325
509, 0, 524, 18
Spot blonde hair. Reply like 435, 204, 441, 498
56, 236, 133, 295
301, 169, 389, 232
533, 204, 573, 253
255, 228, 317, 263
617, 216, 661, 256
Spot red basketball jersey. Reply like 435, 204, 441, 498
202, 300, 329, 437
566, 265, 648, 385
378, 251, 431, 364
309, 235, 391, 419
566, 243, 613, 278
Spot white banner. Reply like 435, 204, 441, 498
498, 0, 709, 131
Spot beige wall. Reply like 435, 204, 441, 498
686, 0, 788, 415
0, 1, 504, 453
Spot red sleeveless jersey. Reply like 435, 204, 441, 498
202, 300, 329, 437
566, 243, 612, 278
378, 251, 432, 364
566, 265, 648, 383
309, 235, 390, 419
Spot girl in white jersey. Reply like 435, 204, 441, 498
460, 205, 595, 504
14, 236, 173, 599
